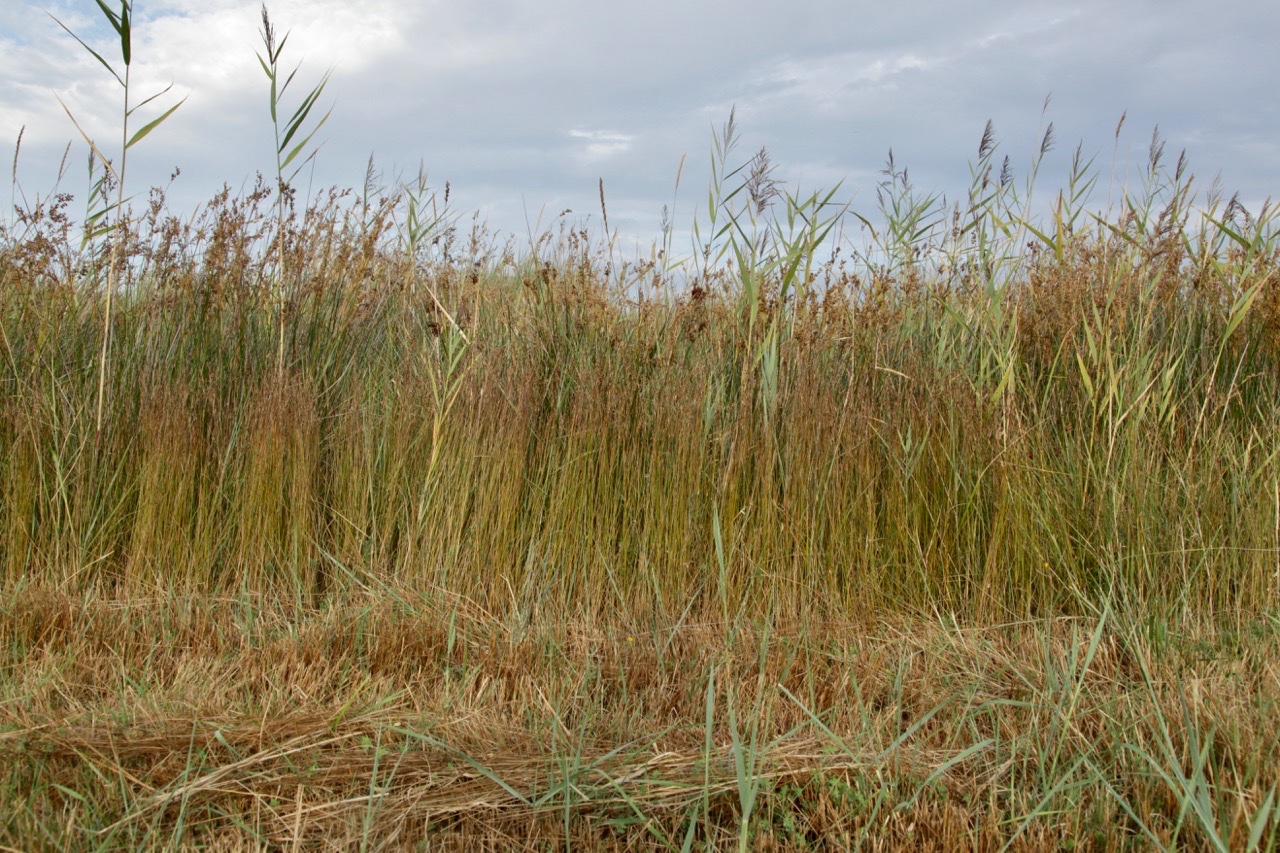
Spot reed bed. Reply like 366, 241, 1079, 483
2, 149, 1278, 623
2, 6, 1279, 846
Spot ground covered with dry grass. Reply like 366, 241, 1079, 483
3, 586, 1278, 849
4, 100, 1280, 847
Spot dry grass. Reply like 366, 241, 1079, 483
3, 25, 1280, 844
3, 586, 1276, 849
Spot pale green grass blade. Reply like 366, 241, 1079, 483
126, 97, 186, 150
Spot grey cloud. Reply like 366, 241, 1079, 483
3, 0, 1276, 254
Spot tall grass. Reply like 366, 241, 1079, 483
1, 9, 1279, 846
2, 105, 1279, 622
48, 0, 185, 432
256, 3, 333, 378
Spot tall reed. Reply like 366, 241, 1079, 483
50, 0, 184, 432
2, 128, 1277, 621
257, 3, 332, 378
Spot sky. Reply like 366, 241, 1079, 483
2, 0, 1278, 260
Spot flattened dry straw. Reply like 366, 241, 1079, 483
15, 722, 876, 837
2, 588, 1275, 848
0, 584, 1274, 845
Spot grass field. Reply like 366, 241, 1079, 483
2, 7, 1280, 848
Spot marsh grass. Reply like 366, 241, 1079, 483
257, 3, 334, 380
48, 0, 185, 433
2, 11, 1280, 845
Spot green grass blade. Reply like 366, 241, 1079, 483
1246, 787, 1277, 852
280, 110, 331, 174
48, 14, 125, 87
118, 1, 131, 65
280, 84, 329, 153
126, 97, 186, 149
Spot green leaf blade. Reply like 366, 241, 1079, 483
126, 96, 186, 149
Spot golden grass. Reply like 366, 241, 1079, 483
3, 75, 1280, 846
2, 585, 1276, 849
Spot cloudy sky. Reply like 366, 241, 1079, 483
2, 0, 1277, 257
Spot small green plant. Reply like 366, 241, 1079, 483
50, 0, 185, 432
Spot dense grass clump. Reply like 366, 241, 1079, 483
2, 7, 1279, 843
2, 125, 1278, 625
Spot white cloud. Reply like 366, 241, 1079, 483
568, 129, 634, 160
